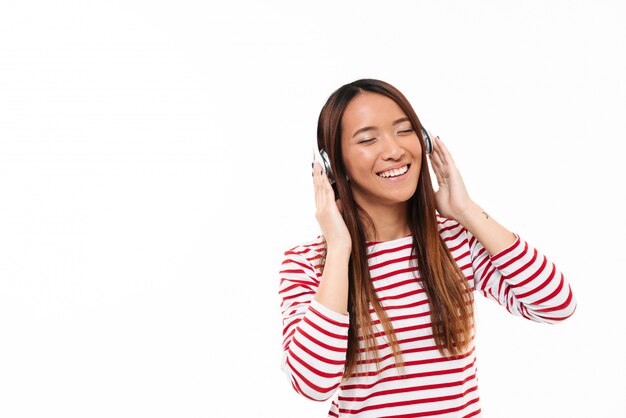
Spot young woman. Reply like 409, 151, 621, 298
278, 79, 576, 417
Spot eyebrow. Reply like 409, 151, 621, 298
352, 117, 410, 138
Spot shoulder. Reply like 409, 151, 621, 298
283, 234, 328, 269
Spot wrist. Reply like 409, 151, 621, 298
326, 244, 352, 259
454, 201, 485, 228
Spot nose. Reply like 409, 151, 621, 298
380, 135, 405, 160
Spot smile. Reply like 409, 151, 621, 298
377, 164, 410, 178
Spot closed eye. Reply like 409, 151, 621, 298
358, 138, 376, 144
398, 129, 414, 134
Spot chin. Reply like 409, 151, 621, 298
382, 189, 416, 204
386, 183, 418, 201
390, 194, 415, 204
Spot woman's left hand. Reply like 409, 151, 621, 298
428, 134, 476, 221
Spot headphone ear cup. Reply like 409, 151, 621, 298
319, 148, 335, 184
319, 148, 340, 201
421, 128, 433, 155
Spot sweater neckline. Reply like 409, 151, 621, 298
365, 232, 413, 246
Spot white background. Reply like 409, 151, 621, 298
1, 1, 624, 417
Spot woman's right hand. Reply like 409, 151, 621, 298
313, 161, 352, 253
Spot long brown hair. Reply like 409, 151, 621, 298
316, 79, 474, 379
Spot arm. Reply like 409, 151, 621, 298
278, 246, 349, 401
430, 136, 576, 322
460, 221, 577, 323
455, 202, 517, 257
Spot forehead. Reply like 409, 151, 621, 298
341, 92, 407, 131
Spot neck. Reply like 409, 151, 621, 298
359, 201, 410, 242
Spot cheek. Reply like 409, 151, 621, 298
408, 144, 423, 173
357, 151, 379, 177
412, 160, 422, 177
410, 140, 423, 157
344, 150, 375, 175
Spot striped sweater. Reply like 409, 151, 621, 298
278, 216, 576, 417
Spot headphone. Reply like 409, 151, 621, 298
313, 127, 433, 199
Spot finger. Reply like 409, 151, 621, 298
313, 162, 332, 207
314, 161, 323, 184
432, 139, 452, 176
431, 136, 445, 162
429, 146, 444, 170
435, 136, 455, 165
317, 163, 334, 194
313, 161, 323, 204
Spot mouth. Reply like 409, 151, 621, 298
376, 164, 410, 179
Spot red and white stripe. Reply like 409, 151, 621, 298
278, 216, 576, 417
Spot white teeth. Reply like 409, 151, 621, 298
378, 165, 408, 178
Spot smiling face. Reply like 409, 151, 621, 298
340, 91, 422, 212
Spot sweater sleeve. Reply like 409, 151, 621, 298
278, 247, 350, 401
467, 229, 577, 323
